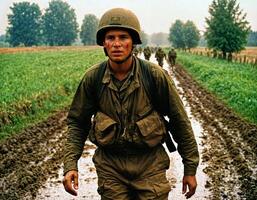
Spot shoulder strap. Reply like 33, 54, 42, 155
95, 60, 107, 106
138, 58, 176, 152
138, 58, 161, 114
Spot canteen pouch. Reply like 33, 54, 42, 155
136, 110, 166, 147
89, 112, 117, 146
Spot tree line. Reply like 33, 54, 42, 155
5, 0, 95, 46
3, 0, 149, 47
2, 0, 254, 59
168, 0, 251, 60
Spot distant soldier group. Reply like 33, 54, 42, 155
141, 46, 177, 68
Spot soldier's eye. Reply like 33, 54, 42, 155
120, 35, 129, 40
106, 35, 115, 40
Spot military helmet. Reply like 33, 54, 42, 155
96, 8, 142, 46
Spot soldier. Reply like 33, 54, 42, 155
155, 47, 166, 67
143, 46, 151, 60
63, 7, 199, 200
168, 48, 177, 66
138, 46, 142, 54
133, 47, 139, 57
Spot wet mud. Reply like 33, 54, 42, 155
0, 110, 68, 200
0, 54, 256, 200
172, 63, 257, 199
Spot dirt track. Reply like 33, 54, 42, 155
172, 63, 257, 199
0, 55, 256, 200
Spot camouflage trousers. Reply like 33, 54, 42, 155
92, 144, 171, 200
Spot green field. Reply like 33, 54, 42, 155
0, 48, 105, 139
177, 51, 257, 124
1, 48, 256, 140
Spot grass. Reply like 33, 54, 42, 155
1, 47, 256, 140
0, 47, 106, 139
177, 51, 257, 124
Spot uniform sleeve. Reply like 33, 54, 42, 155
154, 68, 199, 176
63, 73, 96, 175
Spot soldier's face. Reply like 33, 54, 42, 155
103, 29, 133, 63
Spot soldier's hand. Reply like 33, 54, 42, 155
182, 175, 197, 199
63, 170, 79, 196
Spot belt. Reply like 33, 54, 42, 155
102, 143, 152, 156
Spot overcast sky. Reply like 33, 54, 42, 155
0, 0, 256, 35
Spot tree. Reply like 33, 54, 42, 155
183, 20, 200, 50
168, 20, 186, 49
205, 0, 250, 59
6, 2, 42, 46
168, 20, 200, 50
80, 14, 98, 45
42, 0, 78, 46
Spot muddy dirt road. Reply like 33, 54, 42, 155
0, 54, 256, 200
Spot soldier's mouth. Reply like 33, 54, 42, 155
112, 50, 123, 53
111, 51, 123, 56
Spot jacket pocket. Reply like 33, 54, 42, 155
136, 111, 166, 147
90, 112, 117, 146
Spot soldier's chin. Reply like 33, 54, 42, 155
110, 57, 123, 63
110, 55, 131, 64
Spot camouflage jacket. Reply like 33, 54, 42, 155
155, 49, 166, 60
64, 56, 199, 176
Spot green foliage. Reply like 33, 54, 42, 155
42, 0, 78, 46
0, 48, 105, 138
205, 0, 250, 57
169, 20, 185, 49
247, 31, 257, 46
169, 20, 200, 49
183, 21, 200, 50
80, 14, 99, 45
6, 2, 42, 47
177, 51, 257, 124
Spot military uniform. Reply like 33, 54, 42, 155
133, 47, 139, 57
64, 56, 199, 199
168, 49, 177, 66
143, 46, 151, 61
155, 48, 166, 67
63, 7, 199, 200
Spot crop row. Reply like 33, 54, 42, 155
177, 51, 257, 124
0, 47, 105, 138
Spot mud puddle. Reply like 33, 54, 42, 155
36, 142, 99, 200
151, 55, 211, 200
171, 57, 257, 200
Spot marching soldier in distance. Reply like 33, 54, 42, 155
143, 46, 151, 60
168, 48, 177, 67
155, 47, 166, 67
